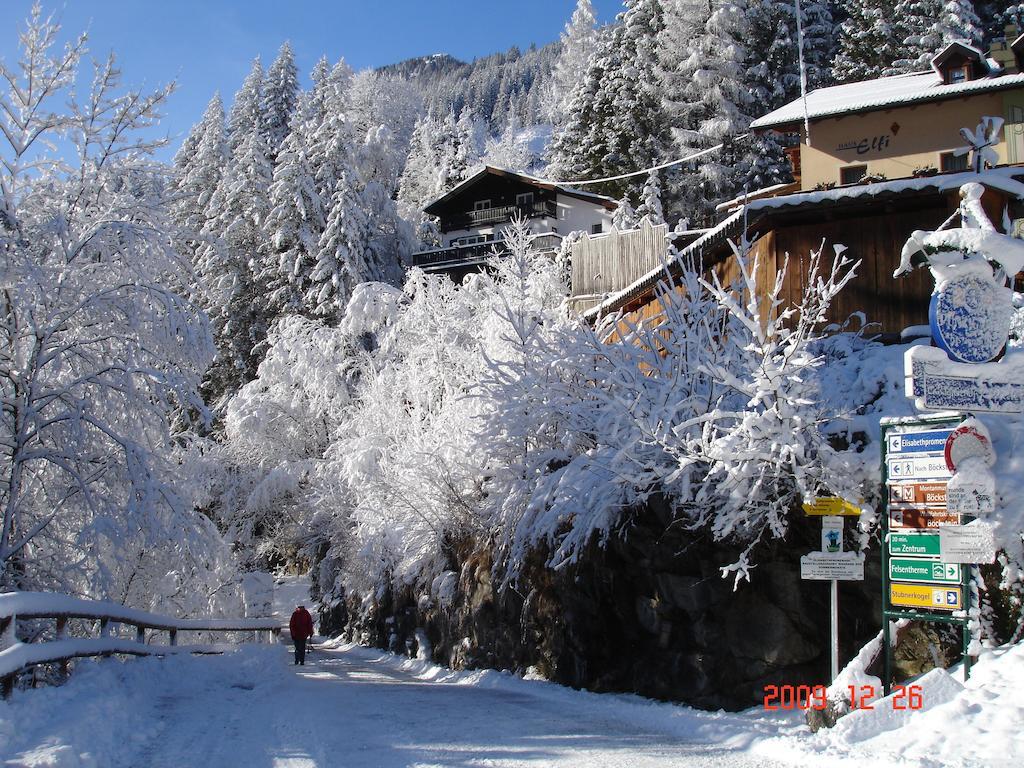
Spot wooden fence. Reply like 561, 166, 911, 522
0, 591, 282, 698
569, 219, 669, 312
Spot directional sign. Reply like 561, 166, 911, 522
939, 524, 998, 564
889, 506, 961, 529
889, 558, 962, 584
887, 455, 953, 480
886, 430, 954, 455
889, 583, 963, 611
802, 497, 861, 516
888, 531, 941, 557
888, 482, 947, 506
800, 553, 865, 581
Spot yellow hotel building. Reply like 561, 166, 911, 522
751, 38, 1024, 190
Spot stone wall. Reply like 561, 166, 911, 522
324, 495, 897, 710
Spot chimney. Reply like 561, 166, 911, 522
997, 24, 1024, 74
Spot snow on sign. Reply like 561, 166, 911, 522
939, 524, 998, 564
906, 335, 1024, 413
943, 421, 996, 471
889, 583, 963, 611
800, 553, 865, 581
929, 272, 1012, 364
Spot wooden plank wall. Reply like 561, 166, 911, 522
613, 190, 1006, 338
571, 219, 669, 300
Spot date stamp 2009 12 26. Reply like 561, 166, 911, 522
762, 684, 923, 711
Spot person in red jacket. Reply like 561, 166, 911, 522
289, 604, 315, 665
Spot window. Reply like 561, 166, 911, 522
946, 66, 969, 84
473, 199, 491, 211
515, 192, 534, 208
591, 223, 603, 235
840, 165, 867, 185
940, 151, 969, 172
454, 234, 489, 246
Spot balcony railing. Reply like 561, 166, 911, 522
443, 199, 557, 231
411, 233, 563, 272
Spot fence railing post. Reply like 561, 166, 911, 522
1, 613, 16, 699
169, 628, 177, 647
136, 625, 145, 645
56, 616, 70, 675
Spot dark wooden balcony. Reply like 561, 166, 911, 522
411, 233, 563, 273
441, 199, 557, 232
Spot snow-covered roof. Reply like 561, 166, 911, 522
750, 70, 1024, 130
582, 167, 1024, 321
423, 166, 617, 215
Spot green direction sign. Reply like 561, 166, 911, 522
889, 557, 962, 584
888, 532, 941, 556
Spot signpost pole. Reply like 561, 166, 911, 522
830, 578, 839, 682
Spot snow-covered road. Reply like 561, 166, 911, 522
1, 639, 788, 768
3, 576, 1021, 767
128, 643, 779, 768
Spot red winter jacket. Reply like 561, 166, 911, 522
289, 607, 314, 640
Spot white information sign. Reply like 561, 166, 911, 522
939, 523, 997, 564
821, 515, 844, 554
887, 455, 953, 480
800, 553, 866, 581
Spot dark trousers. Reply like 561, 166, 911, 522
294, 638, 307, 665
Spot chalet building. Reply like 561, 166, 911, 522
411, 165, 617, 282
573, 35, 1024, 337
750, 38, 1024, 189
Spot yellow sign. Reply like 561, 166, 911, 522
802, 497, 861, 516
889, 583, 963, 611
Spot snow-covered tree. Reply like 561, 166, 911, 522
636, 170, 665, 225
833, 0, 905, 81
262, 101, 326, 316
198, 113, 275, 403
482, 114, 535, 171
227, 58, 265, 154
548, 0, 670, 198
613, 194, 639, 229
172, 94, 229, 246
0, 6, 235, 606
664, 0, 754, 219
543, 0, 599, 128
260, 41, 300, 156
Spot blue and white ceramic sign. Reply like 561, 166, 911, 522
929, 272, 1012, 363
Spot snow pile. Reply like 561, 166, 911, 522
757, 644, 1024, 767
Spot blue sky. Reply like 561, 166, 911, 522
1, 1, 624, 156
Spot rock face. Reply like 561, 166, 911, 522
329, 495, 884, 710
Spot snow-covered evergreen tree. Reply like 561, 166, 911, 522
613, 194, 639, 229
664, 0, 754, 220
833, 0, 904, 81
172, 93, 229, 244
937, 0, 984, 46
260, 41, 300, 157
263, 98, 326, 317
543, 0, 599, 128
198, 114, 275, 403
548, 0, 670, 198
636, 170, 665, 225
227, 58, 265, 154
